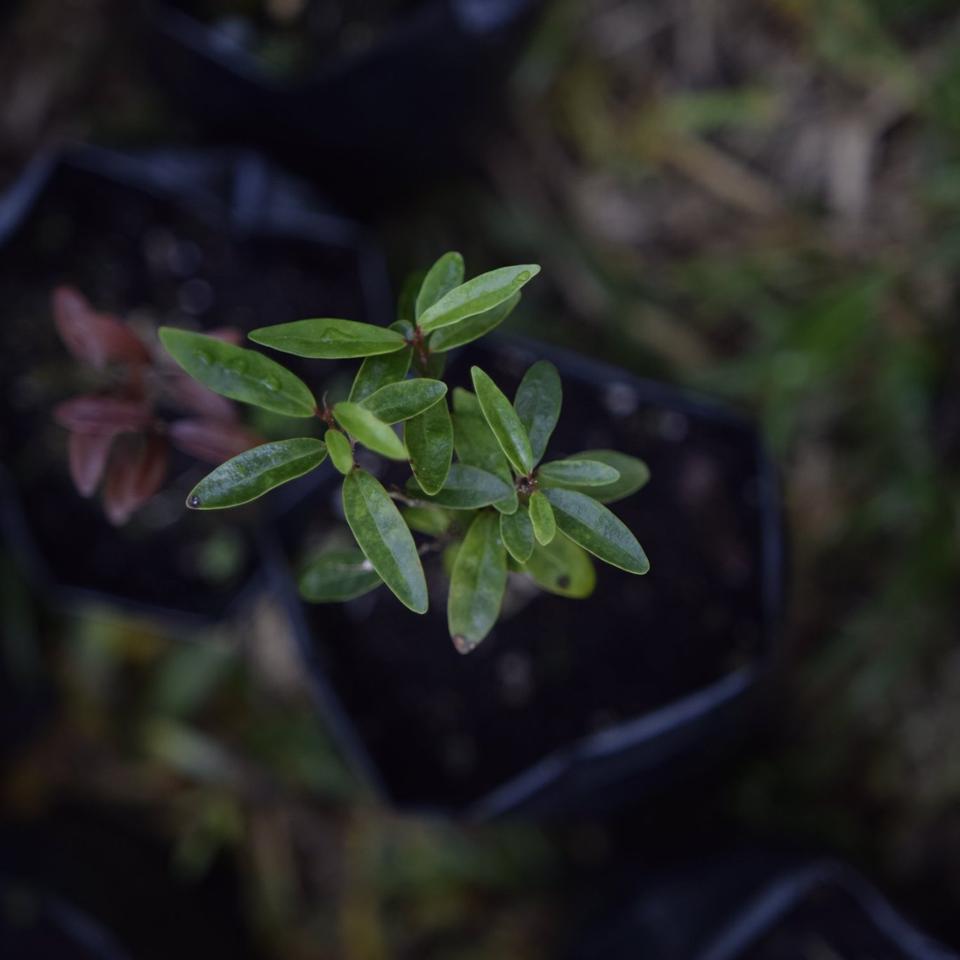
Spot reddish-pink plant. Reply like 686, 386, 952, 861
51, 286, 262, 525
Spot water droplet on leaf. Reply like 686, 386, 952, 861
188, 495, 202, 508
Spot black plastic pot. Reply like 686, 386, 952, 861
267, 336, 784, 817
568, 850, 957, 960
0, 145, 390, 625
143, 0, 541, 213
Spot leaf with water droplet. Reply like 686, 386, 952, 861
342, 470, 427, 614
418, 264, 540, 333
185, 438, 328, 509
447, 511, 506, 650
514, 361, 561, 466
159, 327, 316, 418
299, 548, 382, 603
249, 318, 407, 359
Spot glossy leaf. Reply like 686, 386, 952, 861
342, 470, 427, 613
186, 438, 327, 509
514, 360, 561, 465
451, 400, 517, 515
416, 251, 464, 320
360, 378, 446, 423
447, 511, 507, 653
500, 505, 534, 563
299, 549, 382, 603
168, 419, 263, 465
348, 345, 412, 403
544, 488, 649, 574
418, 264, 540, 333
333, 402, 407, 460
429, 291, 520, 352
471, 366, 534, 474
159, 327, 316, 418
405, 397, 453, 495
248, 318, 406, 359
538, 458, 620, 487
522, 533, 596, 599
407, 463, 512, 509
325, 429, 354, 475
402, 505, 452, 536
528, 490, 557, 545
556, 449, 651, 503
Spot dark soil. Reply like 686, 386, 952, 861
0, 156, 378, 620
281, 338, 776, 809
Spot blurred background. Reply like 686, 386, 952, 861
2, 0, 960, 957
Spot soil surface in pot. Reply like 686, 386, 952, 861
0, 158, 373, 619
284, 339, 774, 809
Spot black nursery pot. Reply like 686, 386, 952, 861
569, 850, 957, 960
0, 145, 389, 625
143, 0, 540, 213
269, 337, 784, 817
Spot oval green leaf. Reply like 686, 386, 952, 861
416, 251, 465, 320
543, 488, 649, 574
185, 438, 327, 509
402, 505, 452, 536
405, 396, 453, 495
558, 449, 651, 503
348, 345, 412, 403
360, 378, 447, 423
528, 490, 556, 545
325, 429, 354, 475
342, 470, 427, 613
299, 549, 382, 603
471, 366, 534, 475
538, 459, 620, 487
429, 291, 521, 352
514, 360, 561, 465
452, 391, 517, 514
407, 463, 512, 509
522, 533, 596, 598
418, 264, 540, 333
448, 511, 507, 653
500, 505, 534, 563
333, 402, 407, 460
249, 318, 406, 359
159, 327, 315, 418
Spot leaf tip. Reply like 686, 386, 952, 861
451, 634, 482, 655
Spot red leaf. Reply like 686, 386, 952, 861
68, 431, 114, 497
52, 286, 149, 370
102, 435, 169, 526
53, 395, 153, 436
168, 418, 263, 464
163, 369, 237, 421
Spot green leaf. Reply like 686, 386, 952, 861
418, 264, 541, 333
159, 327, 315, 418
360, 378, 447, 423
555, 449, 651, 503
451, 393, 517, 514
471, 366, 534, 474
405, 397, 453, 495
423, 350, 447, 379
514, 360, 561, 465
397, 270, 426, 325
500, 506, 534, 563
528, 490, 556, 545
543, 488, 649, 574
185, 438, 327, 509
325, 429, 354, 475
348, 346, 412, 403
429, 291, 520, 352
416, 251, 464, 320
522, 533, 596, 598
538, 459, 620, 487
407, 463, 512, 509
342, 470, 427, 613
299, 549, 382, 602
333, 402, 407, 460
447, 511, 507, 652
402, 505, 452, 536
249, 318, 406, 359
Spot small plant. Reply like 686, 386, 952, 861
159, 254, 650, 651
51, 286, 262, 525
